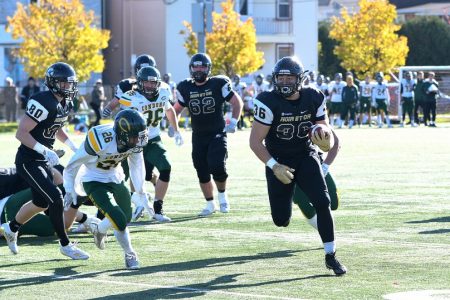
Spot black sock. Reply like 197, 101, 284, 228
97, 210, 105, 220
154, 199, 163, 214
48, 205, 70, 246
206, 197, 213, 201
9, 219, 22, 233
218, 189, 225, 193
79, 213, 88, 224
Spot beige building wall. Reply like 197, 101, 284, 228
103, 0, 166, 85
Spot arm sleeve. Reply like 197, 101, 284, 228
128, 152, 145, 194
253, 98, 274, 125
63, 144, 97, 191
25, 99, 49, 123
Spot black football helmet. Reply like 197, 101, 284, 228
114, 109, 148, 152
134, 54, 157, 75
137, 66, 161, 98
45, 62, 78, 101
189, 53, 211, 83
272, 56, 305, 97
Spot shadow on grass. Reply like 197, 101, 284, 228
89, 273, 334, 299
128, 215, 203, 228
110, 248, 322, 277
406, 216, 450, 224
418, 229, 450, 234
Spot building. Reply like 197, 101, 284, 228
389, 0, 450, 22
318, 0, 359, 21
103, 0, 319, 85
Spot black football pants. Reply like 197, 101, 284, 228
15, 160, 70, 246
192, 132, 228, 183
265, 152, 335, 243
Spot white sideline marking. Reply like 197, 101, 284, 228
0, 270, 307, 300
384, 290, 450, 300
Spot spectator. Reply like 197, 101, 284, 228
358, 75, 374, 126
3, 77, 18, 122
266, 74, 274, 91
248, 73, 269, 97
20, 77, 40, 110
372, 72, 392, 128
341, 75, 359, 129
422, 72, 439, 127
328, 73, 346, 128
232, 74, 247, 129
308, 71, 316, 86
414, 71, 426, 125
90, 79, 105, 127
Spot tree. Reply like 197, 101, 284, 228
7, 0, 110, 82
180, 0, 264, 77
329, 0, 408, 78
318, 21, 345, 77
399, 16, 450, 66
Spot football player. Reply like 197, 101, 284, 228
249, 56, 347, 275
328, 73, 346, 128
119, 66, 183, 222
422, 72, 439, 127
0, 62, 89, 260
372, 72, 392, 128
174, 53, 243, 216
358, 75, 374, 126
0, 166, 97, 236
400, 71, 417, 127
63, 109, 149, 269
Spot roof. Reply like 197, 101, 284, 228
389, 0, 450, 9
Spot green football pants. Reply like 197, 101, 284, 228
3, 188, 55, 236
293, 172, 339, 219
83, 181, 131, 231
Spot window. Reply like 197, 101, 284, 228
277, 0, 291, 19
239, 0, 248, 16
276, 44, 294, 61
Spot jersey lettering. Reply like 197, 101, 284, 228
188, 97, 216, 115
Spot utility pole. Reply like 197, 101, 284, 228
192, 0, 212, 53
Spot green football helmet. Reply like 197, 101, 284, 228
114, 109, 148, 152
136, 66, 161, 98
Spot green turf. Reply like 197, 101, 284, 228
1, 125, 449, 300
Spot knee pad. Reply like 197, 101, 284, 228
158, 169, 171, 182
196, 169, 211, 184
273, 216, 291, 227
212, 172, 228, 182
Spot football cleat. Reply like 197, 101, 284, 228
131, 206, 145, 222
89, 221, 107, 250
153, 213, 171, 222
325, 252, 347, 276
60, 242, 90, 260
219, 202, 230, 213
71, 222, 89, 233
0, 223, 18, 254
125, 251, 139, 269
198, 202, 217, 217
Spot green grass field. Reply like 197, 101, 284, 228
1, 125, 449, 300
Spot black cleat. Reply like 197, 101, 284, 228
325, 252, 347, 276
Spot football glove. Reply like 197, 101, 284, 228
174, 131, 184, 146
63, 188, 77, 211
321, 163, 329, 177
272, 163, 295, 184
102, 107, 112, 118
225, 118, 238, 133
167, 125, 175, 138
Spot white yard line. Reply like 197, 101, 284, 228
0, 270, 307, 300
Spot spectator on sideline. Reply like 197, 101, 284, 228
90, 79, 106, 127
341, 75, 359, 129
414, 71, 426, 125
3, 77, 18, 122
20, 77, 40, 110
422, 72, 439, 127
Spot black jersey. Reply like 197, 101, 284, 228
17, 91, 72, 161
253, 87, 327, 158
176, 76, 235, 135
115, 78, 136, 99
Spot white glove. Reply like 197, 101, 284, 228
225, 118, 238, 133
142, 192, 155, 217
321, 163, 329, 177
64, 139, 78, 152
63, 188, 77, 211
131, 192, 154, 217
272, 163, 295, 184
174, 131, 184, 146
102, 107, 112, 118
34, 143, 59, 166
167, 125, 175, 138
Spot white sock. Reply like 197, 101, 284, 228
362, 114, 368, 124
324, 241, 336, 254
377, 115, 381, 125
386, 116, 391, 125
218, 191, 228, 204
307, 214, 318, 230
98, 218, 112, 234
114, 228, 134, 254
206, 200, 216, 210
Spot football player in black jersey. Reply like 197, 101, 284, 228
174, 53, 243, 216
0, 62, 89, 260
249, 56, 347, 275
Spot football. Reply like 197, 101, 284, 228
308, 124, 334, 152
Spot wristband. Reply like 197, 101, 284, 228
33, 142, 46, 154
266, 158, 277, 170
64, 139, 78, 152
